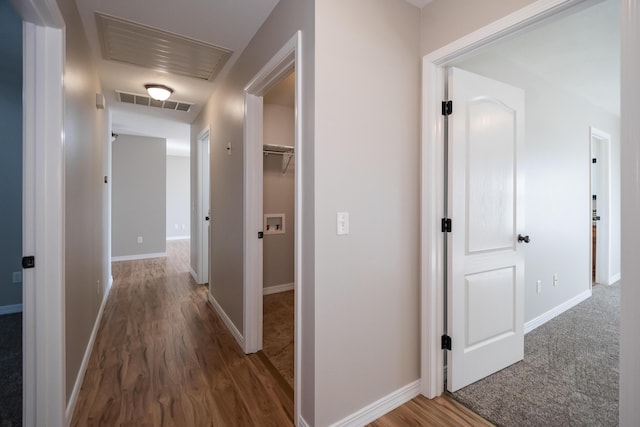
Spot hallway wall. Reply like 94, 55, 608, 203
56, 0, 110, 403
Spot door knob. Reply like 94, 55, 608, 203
517, 234, 530, 243
205, 216, 210, 221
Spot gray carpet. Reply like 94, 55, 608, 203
452, 283, 619, 427
0, 313, 22, 427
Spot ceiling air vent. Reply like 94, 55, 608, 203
96, 12, 233, 81
117, 91, 193, 112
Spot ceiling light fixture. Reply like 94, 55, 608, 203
144, 84, 174, 101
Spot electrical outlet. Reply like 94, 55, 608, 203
553, 273, 559, 287
12, 271, 22, 284
137, 236, 143, 244
536, 280, 542, 294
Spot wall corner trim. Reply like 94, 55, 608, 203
65, 286, 112, 425
207, 293, 245, 350
298, 416, 311, 427
328, 380, 421, 427
189, 268, 200, 284
524, 289, 592, 334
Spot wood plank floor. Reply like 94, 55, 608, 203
70, 240, 293, 426
71, 240, 491, 426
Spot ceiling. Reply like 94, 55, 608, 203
75, 0, 280, 126
456, 0, 619, 116
75, 0, 618, 157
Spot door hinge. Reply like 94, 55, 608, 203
258, 231, 264, 239
592, 158, 597, 164
442, 100, 453, 116
441, 334, 452, 350
441, 218, 452, 233
22, 256, 35, 269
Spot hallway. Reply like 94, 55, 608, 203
70, 240, 293, 426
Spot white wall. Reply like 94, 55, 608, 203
453, 52, 620, 322
263, 104, 294, 289
56, 0, 110, 402
112, 134, 166, 258
314, 0, 420, 424
166, 155, 190, 239
0, 0, 22, 308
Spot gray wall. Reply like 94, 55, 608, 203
314, 1, 420, 424
166, 155, 190, 239
0, 0, 22, 308
263, 104, 294, 289
454, 52, 621, 323
56, 0, 110, 402
191, 0, 315, 420
112, 134, 166, 257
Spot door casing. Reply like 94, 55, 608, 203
243, 31, 302, 422
420, 0, 599, 398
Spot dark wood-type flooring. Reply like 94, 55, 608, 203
70, 239, 491, 426
262, 290, 294, 390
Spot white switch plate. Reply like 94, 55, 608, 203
137, 236, 143, 244
536, 280, 542, 294
12, 271, 22, 284
337, 212, 349, 235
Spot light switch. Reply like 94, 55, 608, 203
337, 212, 349, 235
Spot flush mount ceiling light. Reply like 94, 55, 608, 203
145, 84, 174, 101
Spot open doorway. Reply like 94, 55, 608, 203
260, 72, 296, 391
421, 0, 621, 422
591, 126, 614, 286
243, 31, 301, 419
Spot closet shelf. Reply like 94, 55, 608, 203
263, 144, 294, 174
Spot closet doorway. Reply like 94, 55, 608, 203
261, 72, 296, 392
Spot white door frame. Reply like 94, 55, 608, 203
243, 31, 302, 421
16, 0, 66, 424
589, 126, 614, 285
420, 0, 597, 398
196, 127, 210, 284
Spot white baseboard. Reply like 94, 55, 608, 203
189, 268, 199, 283
298, 417, 311, 427
263, 282, 294, 295
329, 380, 421, 427
609, 273, 621, 284
65, 285, 111, 426
166, 235, 190, 241
524, 289, 592, 334
112, 252, 166, 262
207, 293, 245, 349
0, 304, 23, 315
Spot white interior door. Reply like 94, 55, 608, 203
199, 133, 210, 284
447, 67, 526, 392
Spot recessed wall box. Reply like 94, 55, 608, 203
264, 213, 285, 235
